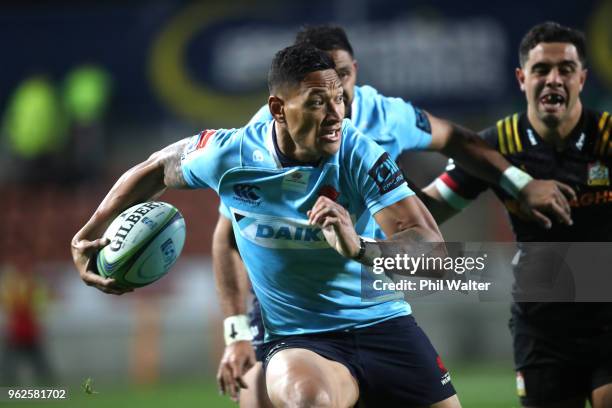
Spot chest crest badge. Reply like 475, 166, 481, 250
587, 161, 610, 186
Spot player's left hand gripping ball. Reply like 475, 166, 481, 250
96, 202, 186, 289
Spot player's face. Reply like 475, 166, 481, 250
516, 42, 587, 128
327, 49, 357, 116
283, 69, 345, 159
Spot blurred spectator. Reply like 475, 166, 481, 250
1, 65, 112, 186
0, 261, 54, 386
62, 64, 112, 184
1, 75, 67, 185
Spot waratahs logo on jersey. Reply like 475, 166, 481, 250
230, 208, 329, 249
368, 152, 405, 195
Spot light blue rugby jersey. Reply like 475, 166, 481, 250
223, 84, 433, 229
248, 84, 432, 158
181, 119, 414, 339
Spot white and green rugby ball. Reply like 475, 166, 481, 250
96, 201, 186, 288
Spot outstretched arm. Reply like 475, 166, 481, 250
427, 113, 576, 228
70, 138, 191, 294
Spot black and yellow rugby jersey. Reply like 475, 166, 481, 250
437, 108, 612, 242
435, 108, 612, 329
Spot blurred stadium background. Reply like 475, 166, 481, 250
0, 1, 610, 406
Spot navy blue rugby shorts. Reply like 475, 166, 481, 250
261, 315, 456, 407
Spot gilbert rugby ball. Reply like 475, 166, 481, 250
96, 201, 186, 288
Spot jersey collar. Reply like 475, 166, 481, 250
265, 121, 321, 168
525, 108, 587, 153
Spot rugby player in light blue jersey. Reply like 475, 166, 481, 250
72, 44, 462, 407
214, 25, 574, 408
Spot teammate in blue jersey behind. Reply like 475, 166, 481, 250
72, 43, 462, 407
214, 25, 575, 407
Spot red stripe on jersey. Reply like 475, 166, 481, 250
196, 129, 217, 150
439, 172, 462, 193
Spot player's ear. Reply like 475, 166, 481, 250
578, 68, 587, 92
515, 67, 526, 92
269, 96, 285, 124
352, 59, 358, 74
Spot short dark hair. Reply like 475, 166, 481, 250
268, 43, 336, 94
295, 24, 354, 57
519, 22, 586, 67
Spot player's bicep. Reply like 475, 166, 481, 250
425, 112, 453, 151
374, 195, 443, 242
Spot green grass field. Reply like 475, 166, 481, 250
10, 362, 518, 408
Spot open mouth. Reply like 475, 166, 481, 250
319, 128, 341, 143
539, 93, 566, 110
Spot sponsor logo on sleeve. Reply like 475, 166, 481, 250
185, 129, 217, 156
368, 153, 405, 195
414, 107, 431, 133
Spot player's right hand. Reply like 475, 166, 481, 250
518, 179, 576, 229
217, 340, 256, 402
70, 236, 132, 295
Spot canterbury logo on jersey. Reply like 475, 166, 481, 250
230, 208, 329, 249
496, 114, 523, 154
233, 184, 261, 204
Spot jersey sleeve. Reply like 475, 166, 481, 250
343, 119, 414, 214
432, 127, 497, 209
180, 128, 242, 192
247, 104, 273, 125
383, 97, 433, 152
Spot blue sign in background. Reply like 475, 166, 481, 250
1, 0, 609, 128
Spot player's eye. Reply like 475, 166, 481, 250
310, 98, 324, 106
533, 67, 549, 75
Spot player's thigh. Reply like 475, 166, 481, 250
591, 383, 612, 408
240, 362, 273, 408
266, 347, 359, 408
430, 394, 462, 408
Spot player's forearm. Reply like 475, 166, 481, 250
420, 184, 461, 225
75, 139, 190, 242
359, 226, 447, 277
74, 157, 167, 242
212, 218, 250, 317
440, 123, 510, 185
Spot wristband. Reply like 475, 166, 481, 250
352, 237, 366, 261
223, 315, 253, 346
500, 166, 533, 198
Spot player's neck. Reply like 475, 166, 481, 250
528, 100, 583, 149
274, 122, 321, 164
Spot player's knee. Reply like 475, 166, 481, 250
283, 378, 333, 408
267, 374, 332, 408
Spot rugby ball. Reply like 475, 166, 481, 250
96, 201, 186, 288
